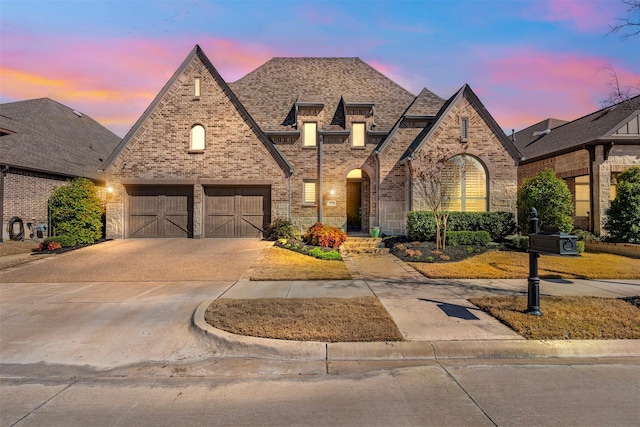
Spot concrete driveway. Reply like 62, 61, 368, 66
0, 238, 270, 283
0, 239, 270, 369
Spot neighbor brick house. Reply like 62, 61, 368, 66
0, 98, 121, 242
515, 96, 640, 234
102, 45, 520, 239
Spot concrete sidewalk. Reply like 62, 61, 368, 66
194, 251, 640, 361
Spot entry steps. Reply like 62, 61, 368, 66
340, 237, 389, 255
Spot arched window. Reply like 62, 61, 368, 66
442, 154, 487, 212
190, 125, 205, 151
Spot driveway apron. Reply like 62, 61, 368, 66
0, 239, 270, 369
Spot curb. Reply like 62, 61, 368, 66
193, 301, 640, 361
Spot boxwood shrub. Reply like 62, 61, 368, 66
446, 231, 491, 247
407, 211, 516, 242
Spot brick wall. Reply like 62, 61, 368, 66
104, 53, 289, 238
1, 169, 68, 240
410, 94, 518, 216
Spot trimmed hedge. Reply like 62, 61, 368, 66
446, 230, 491, 247
407, 211, 516, 242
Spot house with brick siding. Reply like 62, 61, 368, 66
514, 96, 640, 235
0, 98, 121, 242
102, 45, 520, 239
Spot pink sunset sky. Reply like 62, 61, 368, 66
1, 0, 639, 137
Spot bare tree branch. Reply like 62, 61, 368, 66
599, 66, 640, 109
608, 0, 640, 40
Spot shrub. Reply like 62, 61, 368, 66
572, 229, 600, 242
576, 241, 585, 254
605, 166, 640, 243
49, 178, 103, 244
308, 247, 342, 260
445, 231, 491, 247
303, 222, 347, 248
266, 217, 295, 240
407, 211, 515, 242
517, 169, 573, 233
54, 235, 77, 248
510, 235, 529, 251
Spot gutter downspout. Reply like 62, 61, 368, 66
288, 171, 293, 221
318, 133, 323, 223
373, 150, 380, 227
407, 157, 414, 213
0, 166, 7, 242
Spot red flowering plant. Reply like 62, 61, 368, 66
303, 222, 347, 248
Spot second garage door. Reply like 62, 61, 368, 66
204, 186, 271, 238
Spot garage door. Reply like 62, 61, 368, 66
204, 186, 270, 238
127, 186, 193, 238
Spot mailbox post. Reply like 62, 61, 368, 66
526, 207, 579, 315
526, 208, 542, 315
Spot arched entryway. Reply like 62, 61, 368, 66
346, 168, 370, 232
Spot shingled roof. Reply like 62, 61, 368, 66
514, 96, 640, 163
400, 84, 521, 162
0, 98, 121, 179
229, 57, 417, 132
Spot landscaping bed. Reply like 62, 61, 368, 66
384, 236, 497, 263
274, 238, 342, 260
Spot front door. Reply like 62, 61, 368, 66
346, 181, 362, 231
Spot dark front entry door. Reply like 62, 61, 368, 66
346, 181, 362, 231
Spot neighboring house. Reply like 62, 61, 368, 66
514, 96, 640, 234
0, 98, 121, 241
102, 45, 520, 239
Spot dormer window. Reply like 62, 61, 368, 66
303, 122, 317, 147
194, 77, 201, 97
460, 117, 469, 141
351, 122, 365, 147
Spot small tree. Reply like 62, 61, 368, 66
49, 178, 103, 244
605, 166, 640, 242
411, 150, 458, 250
517, 169, 573, 233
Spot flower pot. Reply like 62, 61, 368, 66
369, 227, 380, 238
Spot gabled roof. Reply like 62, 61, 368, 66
229, 57, 417, 132
374, 87, 444, 154
102, 45, 293, 175
400, 84, 521, 162
514, 96, 640, 163
0, 98, 121, 179
404, 87, 445, 117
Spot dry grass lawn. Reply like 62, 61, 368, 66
470, 296, 640, 340
251, 246, 351, 281
410, 251, 640, 279
0, 241, 50, 271
205, 296, 404, 342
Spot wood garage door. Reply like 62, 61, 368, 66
127, 186, 193, 238
204, 186, 270, 238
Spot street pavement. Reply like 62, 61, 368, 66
1, 239, 639, 426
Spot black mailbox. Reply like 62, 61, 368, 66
529, 232, 578, 256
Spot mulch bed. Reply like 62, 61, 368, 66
274, 238, 341, 256
384, 236, 497, 263
32, 239, 111, 255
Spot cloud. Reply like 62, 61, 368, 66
470, 46, 640, 131
0, 33, 284, 136
526, 0, 619, 32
